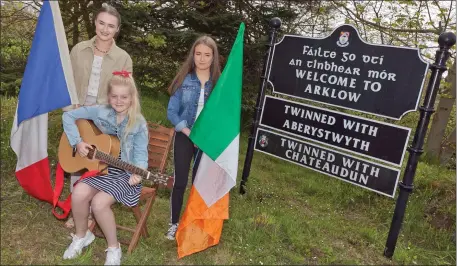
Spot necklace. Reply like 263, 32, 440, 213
94, 41, 109, 54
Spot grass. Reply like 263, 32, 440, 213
1, 90, 455, 265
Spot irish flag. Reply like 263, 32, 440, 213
176, 23, 245, 258
10, 1, 78, 218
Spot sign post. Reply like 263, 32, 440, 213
383, 32, 456, 258
241, 19, 456, 259
239, 17, 281, 194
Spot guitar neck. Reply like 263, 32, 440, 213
95, 151, 148, 177
94, 150, 167, 184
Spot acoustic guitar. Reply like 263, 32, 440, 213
58, 119, 172, 186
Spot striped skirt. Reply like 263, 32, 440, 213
81, 164, 141, 207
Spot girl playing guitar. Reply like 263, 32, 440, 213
62, 71, 147, 265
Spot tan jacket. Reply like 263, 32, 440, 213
68, 36, 133, 107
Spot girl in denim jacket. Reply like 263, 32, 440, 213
62, 72, 148, 265
166, 36, 221, 240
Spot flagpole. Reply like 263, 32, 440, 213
240, 17, 281, 194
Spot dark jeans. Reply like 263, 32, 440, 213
170, 132, 202, 224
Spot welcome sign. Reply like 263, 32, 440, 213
267, 24, 429, 120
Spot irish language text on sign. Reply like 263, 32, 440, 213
255, 128, 400, 197
267, 24, 428, 120
259, 96, 411, 166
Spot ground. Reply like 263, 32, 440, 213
1, 92, 455, 265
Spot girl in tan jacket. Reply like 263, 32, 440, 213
64, 3, 133, 231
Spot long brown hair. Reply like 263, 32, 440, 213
107, 74, 144, 139
167, 36, 221, 95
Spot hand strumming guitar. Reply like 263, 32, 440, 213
77, 140, 142, 185
76, 141, 92, 157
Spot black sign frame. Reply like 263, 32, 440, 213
255, 128, 400, 198
266, 24, 429, 120
259, 95, 411, 167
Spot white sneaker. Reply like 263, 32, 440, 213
165, 223, 179, 240
63, 230, 95, 259
104, 243, 122, 265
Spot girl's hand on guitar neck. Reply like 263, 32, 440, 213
128, 174, 142, 186
76, 141, 92, 157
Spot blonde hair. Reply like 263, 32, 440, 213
167, 35, 221, 95
107, 74, 144, 139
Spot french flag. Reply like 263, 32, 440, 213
10, 1, 78, 218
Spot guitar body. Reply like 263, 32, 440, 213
58, 119, 120, 175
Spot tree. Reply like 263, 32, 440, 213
0, 1, 37, 97
426, 59, 456, 165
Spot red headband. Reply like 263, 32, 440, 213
112, 70, 131, 78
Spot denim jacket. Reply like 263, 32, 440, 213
62, 105, 149, 170
167, 72, 213, 132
